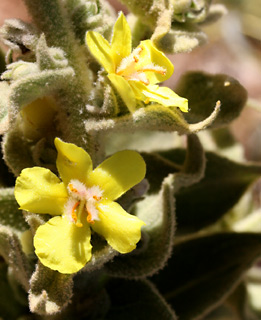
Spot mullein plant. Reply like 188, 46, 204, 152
0, 0, 260, 319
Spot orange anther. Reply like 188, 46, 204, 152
71, 201, 80, 222
133, 55, 139, 63
68, 183, 78, 193
87, 211, 95, 225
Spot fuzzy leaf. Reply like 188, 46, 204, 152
0, 82, 10, 135
29, 262, 73, 315
0, 19, 38, 53
85, 103, 220, 135
83, 235, 117, 273
0, 263, 28, 320
152, 233, 261, 320
143, 134, 205, 194
0, 225, 32, 291
0, 47, 5, 74
0, 188, 28, 232
36, 34, 69, 70
105, 135, 204, 278
156, 23, 207, 53
106, 279, 177, 320
175, 71, 248, 128
64, 0, 115, 44
3, 126, 35, 176
174, 151, 261, 232
9, 67, 74, 123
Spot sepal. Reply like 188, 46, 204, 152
36, 34, 69, 70
28, 262, 73, 315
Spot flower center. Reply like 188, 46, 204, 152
116, 45, 166, 85
65, 179, 103, 227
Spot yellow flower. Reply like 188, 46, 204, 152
86, 13, 188, 113
14, 138, 146, 274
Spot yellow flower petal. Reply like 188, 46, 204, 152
93, 201, 145, 253
136, 40, 174, 84
34, 216, 92, 274
111, 12, 132, 68
55, 138, 93, 185
130, 81, 188, 112
86, 31, 115, 73
108, 73, 137, 112
87, 150, 146, 201
15, 167, 67, 215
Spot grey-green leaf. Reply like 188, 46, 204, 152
0, 188, 28, 232
106, 279, 177, 320
175, 71, 248, 128
173, 151, 261, 232
0, 225, 32, 291
152, 232, 261, 320
143, 134, 205, 194
0, 262, 28, 320
0, 82, 10, 135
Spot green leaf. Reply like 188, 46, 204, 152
175, 71, 248, 128
28, 262, 73, 315
106, 279, 177, 320
173, 151, 261, 232
152, 232, 261, 320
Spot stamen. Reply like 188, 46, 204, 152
75, 201, 85, 227
138, 64, 166, 76
65, 180, 103, 227
87, 210, 95, 225
71, 201, 79, 224
133, 55, 139, 63
68, 183, 78, 193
